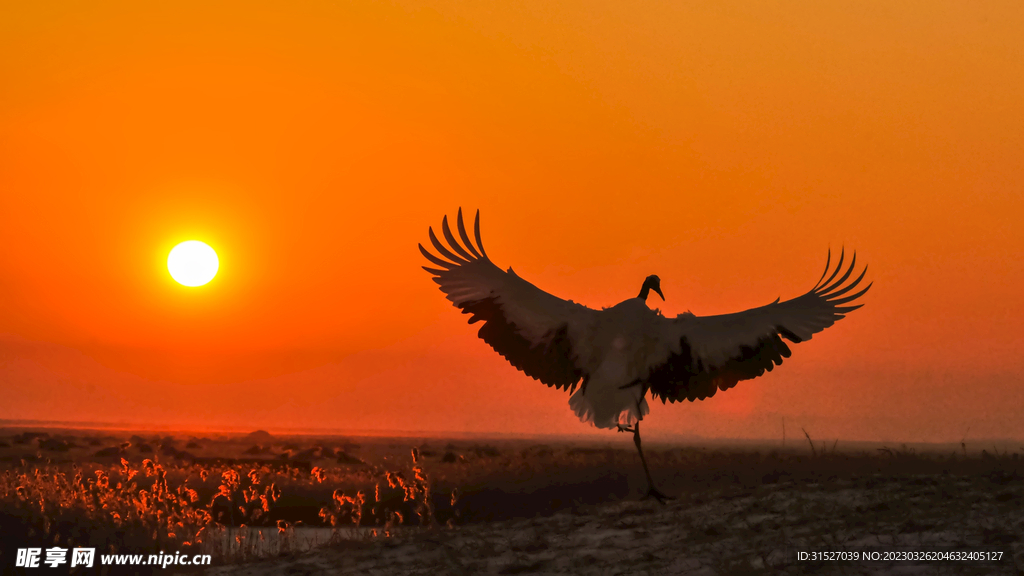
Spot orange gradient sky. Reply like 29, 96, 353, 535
1, 1, 1022, 441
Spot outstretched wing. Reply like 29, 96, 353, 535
641, 249, 871, 403
420, 209, 598, 392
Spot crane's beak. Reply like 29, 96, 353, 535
654, 286, 664, 300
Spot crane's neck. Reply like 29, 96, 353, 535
638, 284, 653, 301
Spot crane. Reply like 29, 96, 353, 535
419, 209, 871, 502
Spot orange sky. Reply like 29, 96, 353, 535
1, 1, 1022, 442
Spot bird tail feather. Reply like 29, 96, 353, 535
569, 386, 649, 430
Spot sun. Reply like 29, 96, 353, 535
167, 241, 219, 287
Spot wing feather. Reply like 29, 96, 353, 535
419, 244, 456, 269
456, 208, 483, 259
641, 250, 871, 403
441, 216, 475, 261
818, 248, 846, 290
420, 209, 597, 391
428, 227, 471, 266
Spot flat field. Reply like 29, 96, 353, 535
1, 427, 1022, 575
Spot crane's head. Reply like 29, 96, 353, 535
639, 275, 664, 301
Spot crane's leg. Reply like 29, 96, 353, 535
628, 422, 672, 504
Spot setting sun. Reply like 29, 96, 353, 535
167, 240, 219, 287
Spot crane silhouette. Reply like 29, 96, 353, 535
420, 209, 870, 502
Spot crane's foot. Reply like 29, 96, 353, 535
616, 424, 636, 434
642, 486, 674, 505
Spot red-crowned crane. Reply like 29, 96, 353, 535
419, 209, 871, 502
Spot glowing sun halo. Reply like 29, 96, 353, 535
167, 241, 219, 287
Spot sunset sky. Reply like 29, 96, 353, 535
1, 1, 1021, 442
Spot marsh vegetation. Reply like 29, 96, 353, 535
1, 428, 1023, 574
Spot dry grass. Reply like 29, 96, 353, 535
0, 431, 462, 568
2, 429, 1024, 574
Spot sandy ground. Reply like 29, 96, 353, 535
199, 475, 1024, 575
